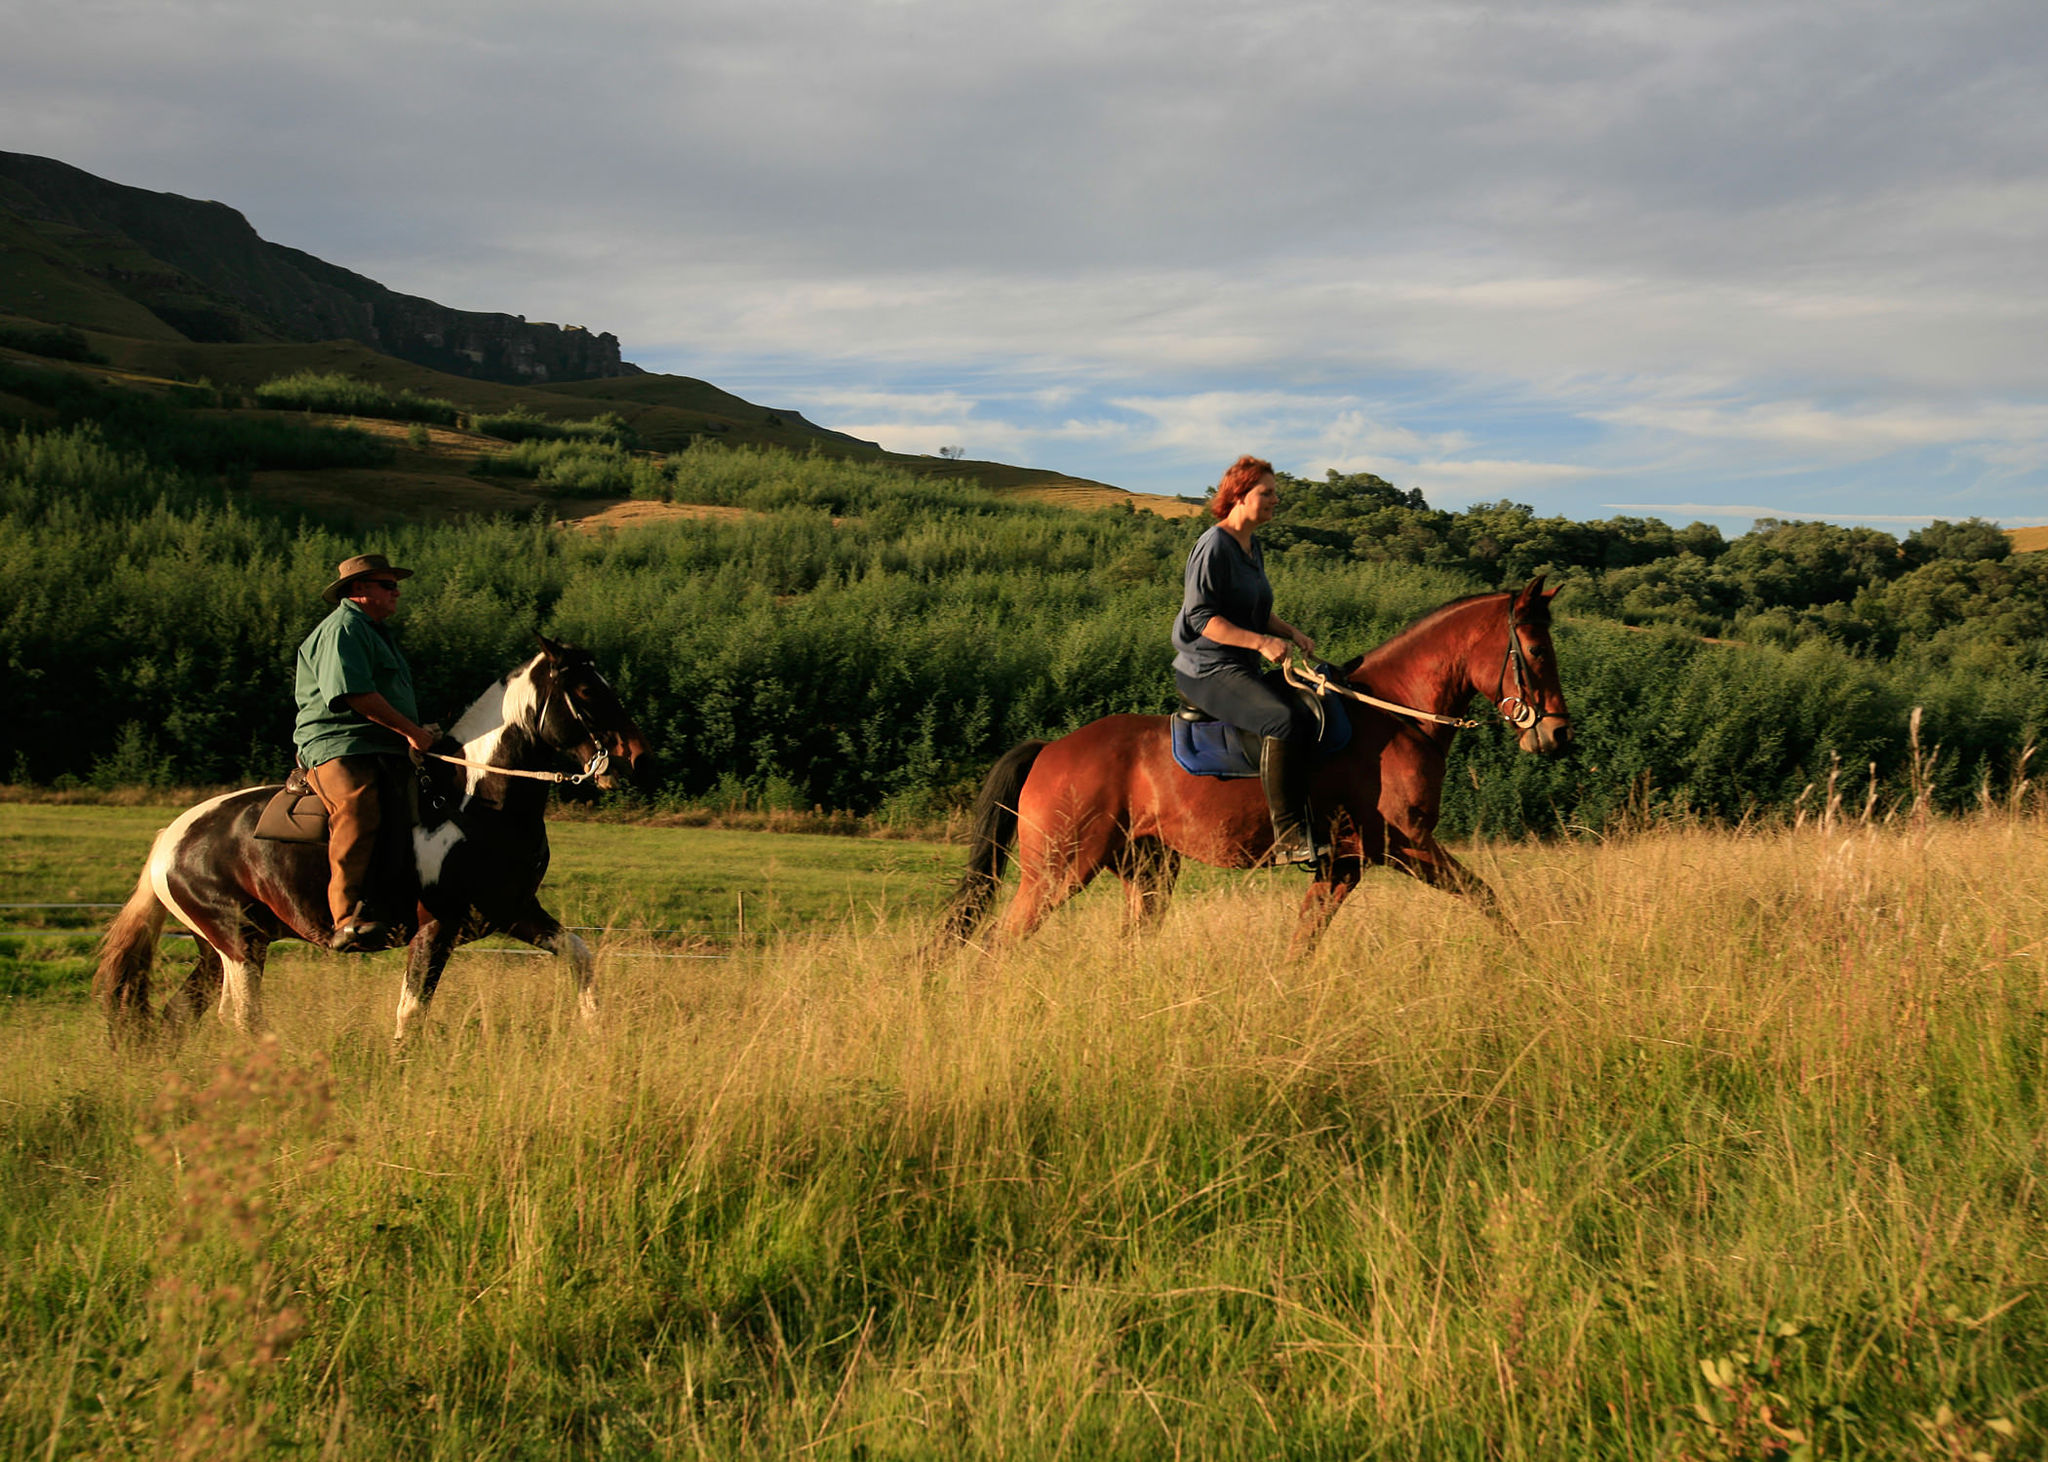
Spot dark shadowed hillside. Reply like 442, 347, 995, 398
0, 150, 633, 384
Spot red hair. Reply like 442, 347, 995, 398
1209, 455, 1275, 520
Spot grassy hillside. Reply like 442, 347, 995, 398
0, 335, 1164, 518
0, 215, 194, 341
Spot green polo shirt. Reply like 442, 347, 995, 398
292, 599, 419, 767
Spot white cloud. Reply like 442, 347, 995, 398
1593, 398, 2048, 463
1605, 503, 2015, 527
797, 387, 989, 422
1385, 459, 1608, 494
832, 416, 1131, 460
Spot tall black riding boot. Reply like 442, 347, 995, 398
1257, 735, 1319, 867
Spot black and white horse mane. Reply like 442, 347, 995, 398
437, 646, 614, 798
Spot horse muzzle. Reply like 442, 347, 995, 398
1518, 718, 1573, 757
596, 740, 653, 791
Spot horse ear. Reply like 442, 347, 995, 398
535, 633, 566, 660
1514, 575, 1546, 610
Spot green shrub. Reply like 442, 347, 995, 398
0, 364, 391, 476
472, 405, 635, 447
253, 370, 460, 426
471, 439, 667, 497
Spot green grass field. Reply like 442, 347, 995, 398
3, 806, 2045, 1458
0, 803, 966, 1002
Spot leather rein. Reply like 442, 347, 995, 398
420, 677, 613, 785
1279, 599, 1553, 733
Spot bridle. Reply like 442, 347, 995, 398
1493, 600, 1554, 733
422, 663, 614, 786
534, 670, 614, 781
1283, 596, 1560, 733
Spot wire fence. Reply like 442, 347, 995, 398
0, 903, 740, 959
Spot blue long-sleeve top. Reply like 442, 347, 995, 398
1171, 524, 1273, 677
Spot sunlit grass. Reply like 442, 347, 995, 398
2, 814, 2044, 1456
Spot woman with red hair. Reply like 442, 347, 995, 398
1170, 455, 1323, 865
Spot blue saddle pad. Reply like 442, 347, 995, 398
1170, 717, 1261, 778
1170, 693, 1353, 779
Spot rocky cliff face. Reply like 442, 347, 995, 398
0, 151, 639, 383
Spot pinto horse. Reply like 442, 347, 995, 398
938, 578, 1571, 958
95, 636, 650, 1046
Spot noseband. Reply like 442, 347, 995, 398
1494, 602, 1556, 732
422, 666, 613, 786
535, 670, 613, 781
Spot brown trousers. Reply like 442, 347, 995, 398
306, 754, 418, 924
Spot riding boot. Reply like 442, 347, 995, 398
1258, 735, 1320, 867
331, 901, 401, 953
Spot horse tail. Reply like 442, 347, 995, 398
936, 739, 1047, 945
94, 862, 166, 1047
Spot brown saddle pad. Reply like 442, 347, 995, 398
254, 773, 328, 843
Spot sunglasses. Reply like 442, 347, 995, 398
362, 579, 401, 591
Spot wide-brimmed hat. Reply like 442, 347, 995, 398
322, 553, 414, 604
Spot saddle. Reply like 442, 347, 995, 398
1169, 684, 1352, 779
254, 767, 328, 843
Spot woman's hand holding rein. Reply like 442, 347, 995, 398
1197, 616, 1313, 665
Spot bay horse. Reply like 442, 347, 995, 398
938, 578, 1571, 958
95, 636, 650, 1046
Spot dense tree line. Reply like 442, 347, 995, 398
2, 404, 2042, 834
1265, 468, 2048, 658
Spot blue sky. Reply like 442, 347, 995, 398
5, 0, 2045, 535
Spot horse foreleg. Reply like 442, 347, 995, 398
1392, 836, 1505, 921
1289, 861, 1361, 962
396, 917, 461, 1044
214, 935, 271, 1035
503, 905, 598, 1031
1115, 837, 1181, 935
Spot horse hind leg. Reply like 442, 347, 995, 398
1115, 836, 1181, 935
996, 814, 1112, 944
157, 942, 225, 1038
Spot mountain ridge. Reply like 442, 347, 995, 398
0, 150, 1175, 515
0, 150, 634, 384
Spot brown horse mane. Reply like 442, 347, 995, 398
1337, 584, 1541, 677
1404, 585, 1550, 631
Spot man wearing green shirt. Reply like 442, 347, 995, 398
293, 553, 437, 952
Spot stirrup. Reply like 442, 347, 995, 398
331, 904, 400, 953
1265, 831, 1324, 868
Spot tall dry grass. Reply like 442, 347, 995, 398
4, 813, 2044, 1457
